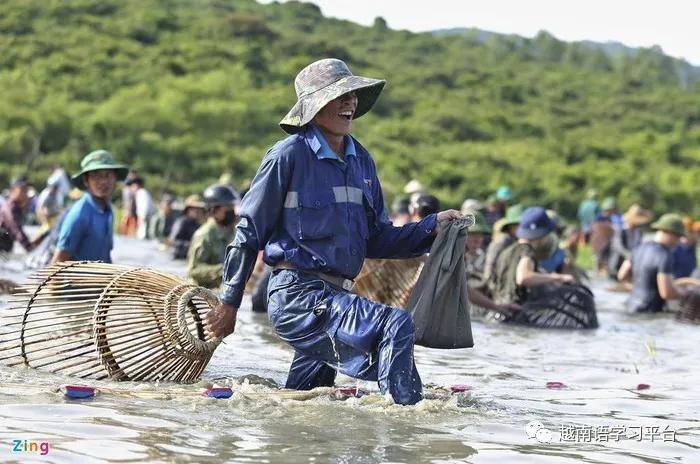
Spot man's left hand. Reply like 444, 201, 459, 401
435, 209, 462, 234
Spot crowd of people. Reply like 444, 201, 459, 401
1, 58, 698, 405
0, 151, 241, 291
383, 181, 698, 319
1, 159, 698, 321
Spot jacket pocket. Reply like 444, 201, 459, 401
297, 190, 336, 240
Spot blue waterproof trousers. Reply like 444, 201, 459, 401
267, 269, 422, 405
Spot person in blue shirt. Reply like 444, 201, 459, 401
672, 217, 697, 279
577, 189, 600, 241
618, 213, 688, 312
52, 150, 128, 263
206, 58, 461, 405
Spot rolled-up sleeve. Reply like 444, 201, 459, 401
220, 147, 293, 307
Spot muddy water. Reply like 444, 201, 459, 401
1, 235, 698, 463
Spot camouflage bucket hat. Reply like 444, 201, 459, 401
71, 149, 129, 190
279, 58, 386, 134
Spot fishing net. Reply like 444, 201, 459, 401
677, 289, 700, 324
508, 284, 598, 329
0, 261, 220, 381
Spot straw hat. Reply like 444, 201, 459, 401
279, 58, 386, 134
622, 204, 654, 227
183, 194, 205, 210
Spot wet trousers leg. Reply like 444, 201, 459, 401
270, 272, 422, 406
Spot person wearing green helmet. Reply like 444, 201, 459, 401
590, 196, 620, 275
618, 213, 689, 313
494, 185, 514, 219
483, 204, 524, 287
577, 189, 600, 242
52, 150, 128, 263
464, 210, 491, 281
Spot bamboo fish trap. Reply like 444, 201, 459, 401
354, 257, 426, 308
0, 262, 221, 382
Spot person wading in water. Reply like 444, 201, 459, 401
206, 58, 461, 405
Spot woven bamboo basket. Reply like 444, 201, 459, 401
676, 278, 700, 324
353, 257, 425, 308
0, 261, 221, 381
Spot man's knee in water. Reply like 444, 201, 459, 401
386, 308, 415, 338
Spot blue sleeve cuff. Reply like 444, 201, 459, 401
420, 214, 438, 236
220, 284, 244, 308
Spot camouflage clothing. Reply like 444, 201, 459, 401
187, 218, 234, 288
279, 58, 385, 134
490, 242, 537, 305
483, 234, 516, 287
149, 210, 177, 240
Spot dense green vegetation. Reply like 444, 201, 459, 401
1, 0, 698, 217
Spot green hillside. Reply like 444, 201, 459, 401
1, 0, 699, 217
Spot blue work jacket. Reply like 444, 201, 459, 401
220, 125, 437, 307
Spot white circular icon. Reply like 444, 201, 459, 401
526, 420, 553, 443
535, 428, 553, 443
525, 420, 544, 438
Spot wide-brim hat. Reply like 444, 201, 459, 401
279, 58, 386, 134
622, 204, 654, 227
71, 149, 129, 190
650, 213, 685, 236
183, 194, 205, 210
517, 206, 556, 240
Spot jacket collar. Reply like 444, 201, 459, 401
305, 124, 356, 161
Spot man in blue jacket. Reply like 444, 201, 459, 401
207, 58, 461, 405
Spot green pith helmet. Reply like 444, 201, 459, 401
496, 185, 513, 201
469, 211, 491, 234
71, 150, 129, 190
500, 204, 524, 229
650, 213, 685, 236
601, 196, 617, 211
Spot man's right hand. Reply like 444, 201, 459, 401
206, 303, 238, 339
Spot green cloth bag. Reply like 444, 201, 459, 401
406, 217, 474, 349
